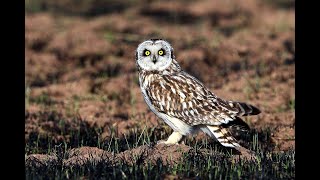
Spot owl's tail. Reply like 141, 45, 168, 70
201, 125, 240, 148
230, 101, 261, 116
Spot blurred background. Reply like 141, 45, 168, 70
25, 0, 295, 153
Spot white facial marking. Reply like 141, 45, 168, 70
136, 40, 173, 71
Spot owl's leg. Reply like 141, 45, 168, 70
157, 131, 184, 145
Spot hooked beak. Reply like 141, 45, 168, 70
152, 55, 157, 63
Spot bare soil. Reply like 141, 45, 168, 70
25, 0, 294, 169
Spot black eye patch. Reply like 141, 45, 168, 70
158, 48, 166, 56
143, 49, 151, 56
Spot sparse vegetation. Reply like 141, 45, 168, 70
25, 117, 294, 179
26, 0, 294, 179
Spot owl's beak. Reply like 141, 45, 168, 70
152, 55, 157, 63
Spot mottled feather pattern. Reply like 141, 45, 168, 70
203, 126, 241, 148
231, 102, 261, 116
139, 59, 260, 127
136, 39, 261, 150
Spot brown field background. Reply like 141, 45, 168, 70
25, 0, 294, 165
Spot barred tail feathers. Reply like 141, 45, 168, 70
222, 116, 250, 132
231, 101, 261, 116
201, 125, 240, 148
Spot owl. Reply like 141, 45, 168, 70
135, 39, 260, 155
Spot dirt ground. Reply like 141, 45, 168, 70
25, 0, 294, 171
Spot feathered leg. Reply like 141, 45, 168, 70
157, 131, 184, 144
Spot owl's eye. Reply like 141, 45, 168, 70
144, 50, 151, 56
158, 50, 164, 56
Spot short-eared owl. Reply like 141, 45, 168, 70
135, 39, 260, 154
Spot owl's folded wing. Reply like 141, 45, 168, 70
146, 72, 260, 126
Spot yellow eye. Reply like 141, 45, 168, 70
158, 50, 164, 56
145, 50, 150, 56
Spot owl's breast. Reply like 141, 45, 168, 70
138, 73, 160, 114
138, 73, 195, 135
139, 73, 175, 113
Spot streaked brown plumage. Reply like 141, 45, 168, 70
136, 39, 260, 153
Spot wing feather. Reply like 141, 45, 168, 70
146, 71, 260, 126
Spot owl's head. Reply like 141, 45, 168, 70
136, 39, 174, 71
